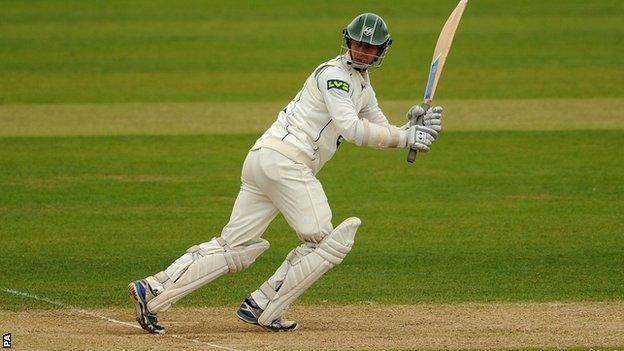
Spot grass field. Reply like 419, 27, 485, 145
1, 0, 623, 350
1, 0, 622, 103
1, 128, 623, 309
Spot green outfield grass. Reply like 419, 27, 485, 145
2, 98, 624, 137
1, 130, 622, 308
1, 0, 623, 317
1, 0, 623, 103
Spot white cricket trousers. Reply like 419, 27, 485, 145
143, 147, 336, 314
221, 147, 333, 247
220, 147, 335, 311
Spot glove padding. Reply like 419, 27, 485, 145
406, 125, 437, 152
406, 105, 443, 134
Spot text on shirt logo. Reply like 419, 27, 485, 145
327, 80, 350, 93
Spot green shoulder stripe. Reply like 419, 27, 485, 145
327, 79, 350, 93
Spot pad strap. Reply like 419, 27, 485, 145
259, 282, 277, 300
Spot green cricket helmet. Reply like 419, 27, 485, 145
342, 13, 393, 69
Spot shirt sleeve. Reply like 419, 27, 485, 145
358, 87, 391, 127
317, 67, 407, 149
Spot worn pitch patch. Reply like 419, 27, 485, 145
1, 301, 623, 350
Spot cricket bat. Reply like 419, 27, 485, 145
407, 0, 468, 163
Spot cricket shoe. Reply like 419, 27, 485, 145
236, 296, 299, 332
128, 279, 166, 334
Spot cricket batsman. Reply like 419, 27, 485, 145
129, 13, 443, 333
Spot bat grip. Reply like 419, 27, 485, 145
407, 148, 417, 163
406, 103, 431, 164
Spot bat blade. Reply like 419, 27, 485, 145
408, 0, 468, 163
424, 0, 468, 103
423, 54, 442, 102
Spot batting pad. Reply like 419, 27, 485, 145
258, 217, 361, 325
147, 237, 269, 313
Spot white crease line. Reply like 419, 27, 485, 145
2, 288, 240, 351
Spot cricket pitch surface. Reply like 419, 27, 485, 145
3, 301, 622, 350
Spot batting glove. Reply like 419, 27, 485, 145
405, 105, 443, 134
406, 125, 437, 152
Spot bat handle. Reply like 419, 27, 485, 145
406, 103, 431, 164
407, 148, 417, 163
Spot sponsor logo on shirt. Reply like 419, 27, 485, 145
327, 80, 350, 93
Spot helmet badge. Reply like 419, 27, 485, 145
362, 27, 374, 36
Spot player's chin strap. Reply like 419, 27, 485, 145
341, 51, 369, 72
145, 237, 269, 313
255, 217, 361, 326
